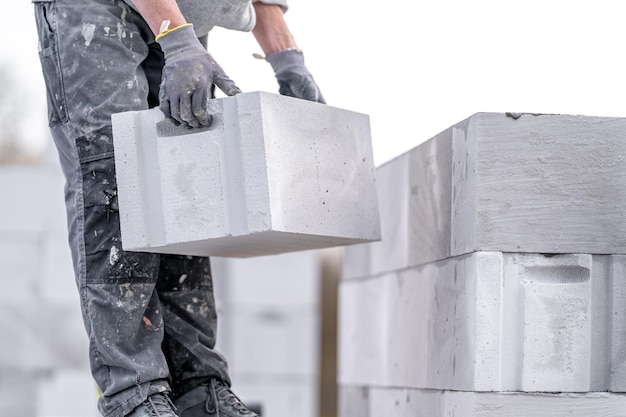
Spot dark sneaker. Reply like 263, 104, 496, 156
174, 379, 258, 417
127, 393, 178, 417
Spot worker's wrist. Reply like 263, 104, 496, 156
265, 48, 305, 74
155, 21, 193, 42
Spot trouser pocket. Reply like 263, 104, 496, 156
33, 0, 69, 126
77, 126, 160, 284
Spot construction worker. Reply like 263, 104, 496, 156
32, 0, 324, 416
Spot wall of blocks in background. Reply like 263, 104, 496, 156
0, 147, 328, 417
212, 251, 324, 417
340, 113, 626, 416
0, 149, 98, 417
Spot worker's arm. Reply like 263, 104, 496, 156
127, 0, 187, 35
253, 3, 325, 103
132, 0, 241, 128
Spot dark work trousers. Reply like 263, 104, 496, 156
32, 0, 230, 415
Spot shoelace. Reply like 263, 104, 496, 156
147, 393, 177, 417
205, 379, 254, 416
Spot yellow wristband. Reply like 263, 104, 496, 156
155, 22, 193, 42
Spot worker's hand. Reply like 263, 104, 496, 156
157, 24, 241, 128
266, 49, 325, 104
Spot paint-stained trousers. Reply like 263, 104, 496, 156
32, 0, 230, 415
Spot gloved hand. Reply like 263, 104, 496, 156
157, 24, 241, 128
266, 49, 325, 104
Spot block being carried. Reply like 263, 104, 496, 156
112, 91, 380, 258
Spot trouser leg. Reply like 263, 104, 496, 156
33, 0, 229, 415
157, 255, 231, 400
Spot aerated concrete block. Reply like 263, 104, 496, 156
0, 166, 67, 234
230, 378, 318, 417
339, 386, 626, 417
343, 113, 626, 278
0, 235, 41, 300
0, 303, 89, 371
451, 113, 626, 256
221, 305, 319, 378
339, 252, 626, 392
211, 250, 321, 308
37, 370, 98, 417
112, 92, 380, 258
342, 153, 409, 279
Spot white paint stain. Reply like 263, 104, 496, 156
81, 23, 96, 47
116, 22, 126, 40
179, 274, 188, 284
109, 246, 120, 265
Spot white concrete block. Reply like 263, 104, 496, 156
211, 250, 320, 308
0, 235, 41, 300
39, 231, 77, 302
338, 273, 389, 386
220, 305, 319, 378
452, 113, 626, 256
112, 91, 380, 257
407, 126, 453, 266
609, 257, 626, 391
339, 386, 626, 417
0, 303, 89, 371
342, 152, 410, 279
0, 371, 40, 417
343, 113, 626, 277
0, 165, 67, 234
339, 252, 626, 392
230, 377, 318, 417
501, 254, 595, 391
37, 370, 99, 417
339, 253, 501, 389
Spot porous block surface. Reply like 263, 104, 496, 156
112, 92, 380, 257
339, 252, 626, 392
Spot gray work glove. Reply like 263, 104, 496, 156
266, 49, 325, 104
157, 24, 241, 128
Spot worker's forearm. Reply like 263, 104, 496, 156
131, 0, 188, 35
252, 3, 297, 55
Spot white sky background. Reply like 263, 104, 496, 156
5, 0, 626, 166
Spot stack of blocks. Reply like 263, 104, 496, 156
340, 113, 626, 416
211, 251, 322, 417
0, 148, 97, 416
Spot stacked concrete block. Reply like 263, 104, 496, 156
112, 91, 380, 258
340, 386, 626, 417
211, 250, 322, 417
340, 113, 626, 416
0, 149, 97, 416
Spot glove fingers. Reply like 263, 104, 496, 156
192, 87, 213, 127
299, 81, 321, 103
213, 74, 242, 97
278, 83, 296, 98
178, 91, 198, 128
316, 90, 326, 104
278, 74, 325, 103
168, 95, 186, 128
160, 97, 173, 120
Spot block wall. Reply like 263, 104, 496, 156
0, 149, 98, 417
0, 148, 327, 417
211, 250, 323, 417
340, 112, 626, 416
